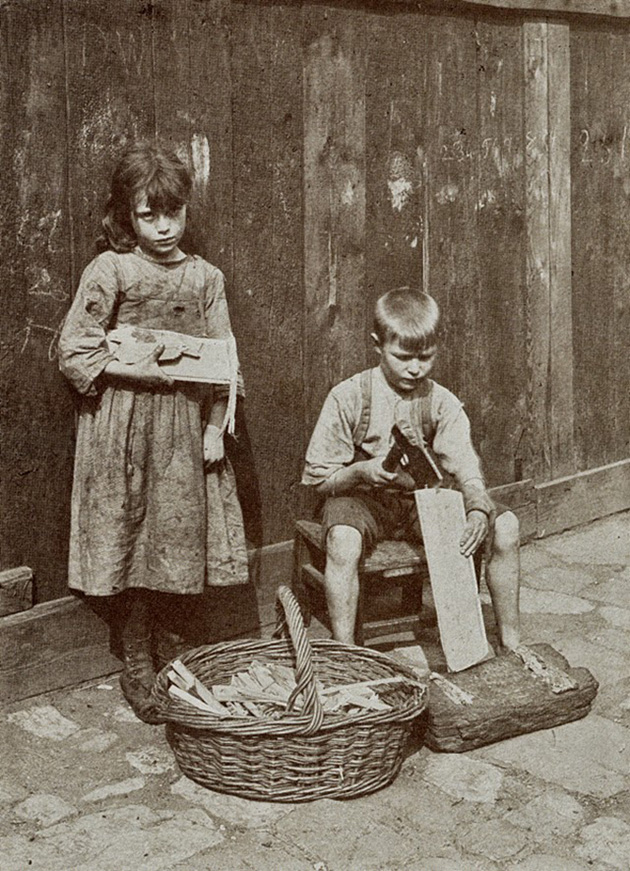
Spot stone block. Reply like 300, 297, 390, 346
14, 793, 77, 827
7, 705, 80, 741
480, 714, 630, 799
422, 755, 503, 804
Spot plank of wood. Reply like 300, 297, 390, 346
422, 15, 481, 430
523, 21, 574, 483
571, 25, 630, 471
547, 22, 574, 480
414, 489, 490, 672
449, 0, 630, 16
475, 17, 529, 486
535, 458, 630, 536
0, 566, 33, 617
0, 597, 120, 704
383, 0, 630, 16
303, 4, 367, 430
231, 0, 306, 544
523, 21, 552, 483
0, 0, 75, 601
364, 7, 426, 319
63, 0, 154, 281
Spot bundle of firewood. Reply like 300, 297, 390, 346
165, 658, 421, 719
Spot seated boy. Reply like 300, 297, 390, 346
301, 287, 521, 650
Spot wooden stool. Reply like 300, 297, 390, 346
292, 519, 428, 646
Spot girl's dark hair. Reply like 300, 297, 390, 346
99, 142, 193, 252
373, 287, 440, 353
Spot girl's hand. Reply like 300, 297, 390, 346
107, 344, 174, 387
459, 510, 489, 558
203, 424, 225, 467
358, 458, 398, 488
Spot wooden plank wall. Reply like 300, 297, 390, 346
1, 0, 629, 611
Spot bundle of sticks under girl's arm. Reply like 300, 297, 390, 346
166, 659, 425, 718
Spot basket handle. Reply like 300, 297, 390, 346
274, 585, 325, 736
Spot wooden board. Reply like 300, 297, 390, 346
230, 0, 306, 543
364, 7, 426, 322
571, 23, 630, 472
475, 17, 529, 485
0, 566, 33, 617
0, 597, 120, 704
414, 489, 490, 672
536, 458, 630, 536
0, 0, 75, 600
523, 21, 575, 483
303, 4, 367, 426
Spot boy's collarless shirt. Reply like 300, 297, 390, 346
302, 366, 485, 491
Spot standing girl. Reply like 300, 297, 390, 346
59, 142, 249, 721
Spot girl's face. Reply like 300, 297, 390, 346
130, 192, 187, 262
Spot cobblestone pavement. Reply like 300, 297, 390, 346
2, 511, 629, 871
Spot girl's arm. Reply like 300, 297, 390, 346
204, 266, 245, 397
58, 253, 119, 396
103, 344, 173, 388
203, 396, 227, 466
59, 252, 174, 392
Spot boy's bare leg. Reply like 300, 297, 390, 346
324, 524, 363, 644
485, 511, 521, 651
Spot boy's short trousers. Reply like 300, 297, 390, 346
321, 488, 510, 561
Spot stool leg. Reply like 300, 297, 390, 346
401, 572, 423, 616
292, 533, 312, 626
354, 577, 366, 647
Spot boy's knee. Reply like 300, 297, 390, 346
493, 511, 520, 553
326, 524, 363, 565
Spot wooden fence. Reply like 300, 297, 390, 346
1, 0, 629, 698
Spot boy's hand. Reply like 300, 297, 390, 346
391, 469, 416, 491
459, 509, 489, 558
203, 424, 225, 467
358, 457, 398, 488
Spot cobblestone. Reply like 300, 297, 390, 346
1, 511, 628, 871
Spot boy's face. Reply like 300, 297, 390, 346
130, 192, 187, 262
373, 335, 437, 395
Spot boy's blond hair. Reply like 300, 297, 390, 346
373, 287, 440, 353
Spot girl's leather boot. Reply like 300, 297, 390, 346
150, 592, 191, 672
119, 591, 161, 723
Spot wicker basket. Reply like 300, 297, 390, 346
149, 585, 427, 802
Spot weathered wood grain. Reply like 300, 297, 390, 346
571, 22, 630, 472
63, 0, 155, 275
423, 16, 481, 429
0, 0, 75, 600
384, 0, 630, 16
547, 22, 574, 480
0, 566, 33, 616
364, 7, 426, 328
523, 21, 552, 483
230, 0, 305, 543
523, 21, 575, 484
536, 458, 630, 536
475, 17, 529, 486
186, 0, 234, 278
453, 0, 630, 16
0, 596, 120, 704
303, 4, 367, 431
415, 489, 490, 673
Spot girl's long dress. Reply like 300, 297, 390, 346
58, 249, 249, 596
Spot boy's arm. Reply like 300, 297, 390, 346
315, 457, 397, 496
302, 385, 397, 495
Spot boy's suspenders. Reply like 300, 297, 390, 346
352, 369, 436, 451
